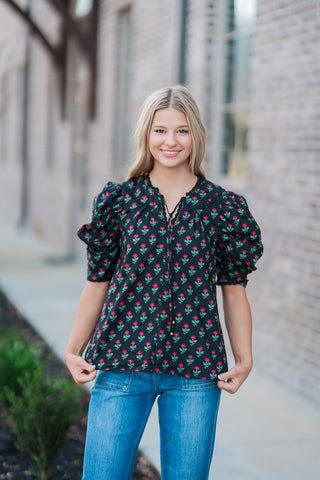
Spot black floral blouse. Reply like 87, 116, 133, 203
77, 172, 263, 381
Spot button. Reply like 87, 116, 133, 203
170, 332, 174, 336
172, 320, 176, 324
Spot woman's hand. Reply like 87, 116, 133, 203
217, 362, 252, 394
65, 352, 97, 385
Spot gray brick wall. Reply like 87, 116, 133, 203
0, 1, 72, 251
0, 6, 26, 224
248, 0, 320, 403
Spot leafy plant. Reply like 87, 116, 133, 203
4, 369, 82, 480
0, 324, 83, 480
0, 330, 44, 407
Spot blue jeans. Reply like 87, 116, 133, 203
82, 370, 221, 480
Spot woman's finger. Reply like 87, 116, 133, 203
75, 368, 97, 385
217, 377, 239, 394
66, 353, 96, 384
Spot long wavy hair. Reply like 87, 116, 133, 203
126, 85, 207, 179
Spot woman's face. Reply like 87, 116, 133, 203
149, 108, 192, 171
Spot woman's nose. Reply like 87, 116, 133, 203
164, 132, 177, 148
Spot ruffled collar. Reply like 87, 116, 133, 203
145, 171, 202, 201
122, 172, 224, 212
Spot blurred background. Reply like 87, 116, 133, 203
0, 0, 319, 476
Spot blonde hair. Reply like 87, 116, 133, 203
127, 85, 207, 179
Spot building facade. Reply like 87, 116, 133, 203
0, 0, 319, 404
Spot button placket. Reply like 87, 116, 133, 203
167, 219, 173, 331
161, 197, 185, 336
146, 172, 200, 346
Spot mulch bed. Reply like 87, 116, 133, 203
0, 290, 160, 480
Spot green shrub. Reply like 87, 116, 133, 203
4, 369, 82, 480
0, 330, 44, 407
0, 327, 83, 480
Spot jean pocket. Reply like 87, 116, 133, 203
95, 370, 134, 392
181, 376, 217, 391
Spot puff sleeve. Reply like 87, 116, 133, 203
215, 190, 263, 287
77, 182, 123, 282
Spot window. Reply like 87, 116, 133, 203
220, 0, 257, 177
46, 71, 57, 169
0, 72, 10, 164
178, 0, 189, 85
71, 58, 90, 209
74, 0, 93, 17
113, 7, 132, 177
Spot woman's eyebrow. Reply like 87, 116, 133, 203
152, 124, 189, 128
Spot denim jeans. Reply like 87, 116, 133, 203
82, 370, 221, 480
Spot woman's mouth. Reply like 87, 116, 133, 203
161, 150, 181, 158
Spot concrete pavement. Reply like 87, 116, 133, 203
1, 221, 319, 479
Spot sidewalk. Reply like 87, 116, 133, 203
1, 222, 319, 479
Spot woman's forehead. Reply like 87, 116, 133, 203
152, 108, 188, 126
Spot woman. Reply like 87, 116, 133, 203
65, 85, 263, 480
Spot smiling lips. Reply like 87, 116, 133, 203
161, 150, 181, 158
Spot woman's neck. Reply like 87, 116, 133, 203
148, 166, 198, 196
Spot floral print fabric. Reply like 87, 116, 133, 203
77, 172, 263, 381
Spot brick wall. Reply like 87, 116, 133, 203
0, 1, 72, 252
0, 3, 26, 224
248, 0, 320, 403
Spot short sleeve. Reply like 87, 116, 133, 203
77, 182, 123, 282
216, 190, 263, 287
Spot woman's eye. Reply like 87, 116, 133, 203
178, 129, 189, 134
154, 129, 165, 134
